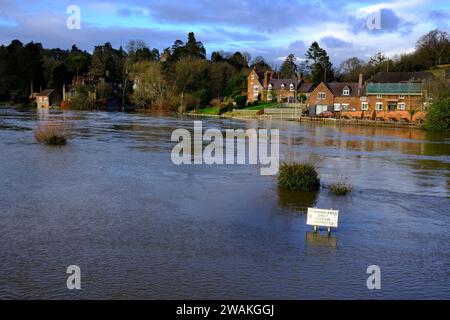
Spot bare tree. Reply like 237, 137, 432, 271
417, 29, 450, 66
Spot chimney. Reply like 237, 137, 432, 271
263, 71, 272, 88
358, 73, 364, 88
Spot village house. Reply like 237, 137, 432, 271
247, 69, 313, 103
360, 71, 436, 122
307, 72, 435, 122
307, 74, 365, 116
35, 89, 62, 109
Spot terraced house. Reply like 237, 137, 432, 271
307, 74, 366, 117
247, 69, 314, 103
307, 72, 436, 122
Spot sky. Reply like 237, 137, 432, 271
0, 0, 449, 67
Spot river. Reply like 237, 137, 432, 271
0, 107, 449, 299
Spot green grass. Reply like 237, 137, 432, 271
329, 182, 352, 196
244, 102, 278, 111
199, 107, 221, 115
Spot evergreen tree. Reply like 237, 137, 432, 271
306, 42, 334, 84
279, 54, 297, 78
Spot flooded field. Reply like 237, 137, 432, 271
0, 107, 449, 299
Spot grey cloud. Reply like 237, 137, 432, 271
320, 36, 351, 48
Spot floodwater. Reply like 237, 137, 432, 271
0, 107, 449, 299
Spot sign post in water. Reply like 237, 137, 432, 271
307, 208, 339, 234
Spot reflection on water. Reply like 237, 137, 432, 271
277, 189, 318, 213
0, 107, 449, 299
305, 232, 338, 248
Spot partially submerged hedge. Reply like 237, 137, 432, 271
278, 162, 321, 192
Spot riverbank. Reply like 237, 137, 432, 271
184, 111, 425, 129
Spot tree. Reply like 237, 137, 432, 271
250, 56, 272, 73
423, 98, 450, 131
226, 52, 249, 70
185, 32, 206, 59
306, 42, 334, 84
126, 40, 159, 64
417, 30, 450, 66
279, 54, 297, 78
339, 57, 365, 82
90, 42, 124, 82
129, 61, 175, 109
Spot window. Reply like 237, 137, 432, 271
342, 104, 349, 111
361, 102, 369, 111
251, 75, 254, 80
343, 89, 350, 96
281, 84, 286, 90
268, 84, 272, 90
376, 102, 383, 111
318, 92, 326, 99
253, 85, 259, 92
317, 105, 328, 114
334, 103, 341, 111
377, 94, 383, 99
290, 84, 295, 91
399, 95, 405, 99
360, 96, 367, 101
398, 102, 406, 110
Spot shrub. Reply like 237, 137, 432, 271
210, 98, 221, 107
234, 95, 247, 109
34, 124, 67, 145
329, 182, 352, 196
219, 101, 234, 114
61, 100, 72, 109
423, 98, 450, 131
278, 162, 321, 192
182, 93, 200, 111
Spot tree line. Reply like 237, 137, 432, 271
0, 29, 449, 110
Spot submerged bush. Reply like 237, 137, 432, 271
34, 124, 67, 145
329, 182, 352, 196
278, 162, 321, 192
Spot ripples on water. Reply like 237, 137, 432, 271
0, 107, 449, 299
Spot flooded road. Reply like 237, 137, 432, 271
0, 107, 449, 299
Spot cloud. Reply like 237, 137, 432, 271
320, 36, 351, 48
0, 0, 449, 67
349, 8, 415, 35
428, 10, 450, 29
130, 0, 339, 33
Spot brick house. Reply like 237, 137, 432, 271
363, 83, 428, 122
247, 69, 313, 103
308, 74, 365, 116
361, 71, 436, 122
308, 72, 434, 122
35, 89, 61, 109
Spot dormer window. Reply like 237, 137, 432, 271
343, 88, 350, 96
268, 84, 273, 90
289, 84, 295, 91
281, 84, 286, 90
